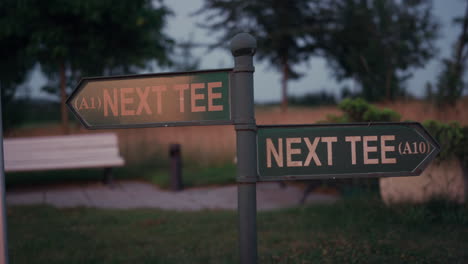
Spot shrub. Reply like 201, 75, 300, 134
325, 98, 401, 123
459, 127, 468, 167
319, 98, 402, 193
319, 99, 468, 196
422, 120, 467, 165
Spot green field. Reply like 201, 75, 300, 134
8, 196, 468, 264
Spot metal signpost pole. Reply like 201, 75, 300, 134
231, 33, 258, 264
0, 93, 9, 264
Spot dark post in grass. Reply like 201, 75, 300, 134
169, 143, 183, 191
0, 92, 9, 264
231, 33, 258, 264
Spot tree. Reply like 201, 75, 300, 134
436, 1, 468, 105
196, 0, 438, 105
316, 0, 438, 101
0, 0, 173, 133
172, 34, 201, 72
0, 0, 37, 130
196, 0, 324, 111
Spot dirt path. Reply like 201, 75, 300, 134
6, 180, 338, 211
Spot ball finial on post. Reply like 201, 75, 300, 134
230, 33, 257, 57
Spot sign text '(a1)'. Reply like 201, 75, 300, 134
257, 123, 440, 181
66, 69, 232, 129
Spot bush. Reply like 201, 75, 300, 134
319, 98, 402, 193
459, 127, 468, 167
2, 98, 29, 132
422, 120, 468, 165
325, 98, 401, 123
319, 98, 468, 196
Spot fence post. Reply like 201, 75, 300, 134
231, 33, 258, 264
0, 92, 9, 264
169, 144, 183, 191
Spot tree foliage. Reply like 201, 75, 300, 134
0, 0, 173, 131
318, 0, 439, 101
0, 0, 36, 105
172, 34, 201, 72
423, 120, 465, 162
197, 0, 439, 104
196, 0, 325, 111
436, 2, 468, 105
324, 97, 401, 123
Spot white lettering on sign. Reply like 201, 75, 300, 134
191, 83, 206, 112
266, 135, 398, 168
120, 88, 134, 116
79, 97, 97, 110
321, 137, 337, 165
208, 82, 223, 111
381, 135, 396, 164
152, 86, 166, 114
266, 137, 337, 168
346, 135, 397, 165
173, 84, 189, 113
136, 87, 152, 115
103, 88, 118, 117
363, 136, 378, 165
345, 136, 361, 165
286, 138, 302, 167
98, 82, 225, 117
266, 138, 283, 168
304, 137, 321, 166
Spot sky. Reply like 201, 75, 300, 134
25, 0, 467, 103
164, 0, 467, 103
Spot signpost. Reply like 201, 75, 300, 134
257, 123, 440, 181
66, 69, 232, 129
0, 93, 8, 264
66, 33, 440, 264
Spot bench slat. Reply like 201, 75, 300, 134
5, 157, 125, 172
4, 133, 119, 151
3, 133, 125, 173
5, 146, 120, 161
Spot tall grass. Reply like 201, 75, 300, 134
6, 99, 468, 166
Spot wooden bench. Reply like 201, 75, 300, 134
3, 133, 125, 183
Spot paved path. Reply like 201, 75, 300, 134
6, 181, 338, 211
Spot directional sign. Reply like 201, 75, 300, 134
67, 69, 232, 129
257, 122, 440, 181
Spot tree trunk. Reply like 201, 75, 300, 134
452, 2, 468, 102
281, 58, 288, 112
60, 61, 69, 134
385, 68, 393, 101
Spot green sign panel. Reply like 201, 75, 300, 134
257, 123, 440, 180
67, 69, 232, 129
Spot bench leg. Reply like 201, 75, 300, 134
103, 167, 114, 187
300, 181, 321, 204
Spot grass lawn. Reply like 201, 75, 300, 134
5, 163, 237, 189
138, 163, 237, 188
7, 196, 468, 263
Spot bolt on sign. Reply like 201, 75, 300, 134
257, 123, 440, 181
67, 69, 232, 129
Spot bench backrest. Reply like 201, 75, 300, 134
4, 133, 124, 172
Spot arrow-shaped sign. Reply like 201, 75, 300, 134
66, 69, 232, 129
257, 122, 440, 181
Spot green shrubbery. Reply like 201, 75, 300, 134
328, 98, 468, 166
423, 120, 468, 166
326, 98, 401, 123
320, 98, 404, 193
